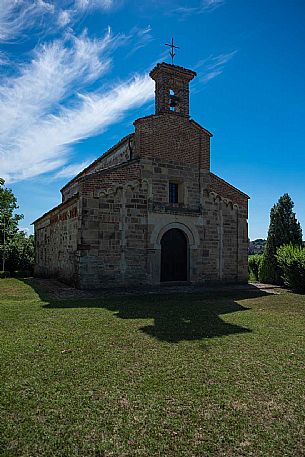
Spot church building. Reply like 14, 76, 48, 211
33, 62, 249, 289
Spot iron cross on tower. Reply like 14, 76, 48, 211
165, 38, 180, 64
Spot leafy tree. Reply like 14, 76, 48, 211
259, 193, 303, 284
0, 179, 24, 271
5, 232, 35, 274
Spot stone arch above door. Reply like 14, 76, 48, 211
151, 221, 200, 250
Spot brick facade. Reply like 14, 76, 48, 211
33, 62, 249, 289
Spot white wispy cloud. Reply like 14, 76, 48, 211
171, 0, 225, 16
0, 0, 55, 42
0, 0, 119, 43
75, 0, 116, 11
0, 50, 8, 65
200, 0, 224, 11
56, 0, 120, 30
194, 51, 237, 83
125, 25, 153, 58
58, 9, 72, 27
52, 160, 93, 179
0, 30, 112, 138
1, 75, 153, 182
0, 26, 154, 183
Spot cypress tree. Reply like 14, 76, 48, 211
259, 193, 303, 284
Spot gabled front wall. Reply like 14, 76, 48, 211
133, 113, 248, 286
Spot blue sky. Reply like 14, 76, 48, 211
1, 0, 305, 240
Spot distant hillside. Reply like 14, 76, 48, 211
249, 239, 266, 255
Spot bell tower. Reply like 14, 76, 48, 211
149, 62, 196, 118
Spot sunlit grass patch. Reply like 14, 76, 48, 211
1, 279, 304, 456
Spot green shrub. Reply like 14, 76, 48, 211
276, 244, 305, 291
4, 234, 34, 274
258, 254, 280, 284
0, 270, 10, 278
248, 254, 263, 281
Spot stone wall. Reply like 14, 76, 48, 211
144, 184, 248, 287
141, 158, 212, 210
78, 179, 149, 289
200, 191, 248, 283
34, 173, 248, 290
209, 173, 248, 212
34, 196, 80, 285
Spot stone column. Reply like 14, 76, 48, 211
218, 200, 224, 280
119, 187, 127, 285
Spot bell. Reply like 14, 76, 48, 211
170, 94, 179, 108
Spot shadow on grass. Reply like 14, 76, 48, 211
50, 295, 253, 342
113, 295, 253, 342
21, 279, 272, 342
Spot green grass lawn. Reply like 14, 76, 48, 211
0, 279, 304, 457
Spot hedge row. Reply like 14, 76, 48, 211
249, 245, 305, 291
276, 244, 305, 292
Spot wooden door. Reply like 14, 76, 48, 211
160, 228, 187, 282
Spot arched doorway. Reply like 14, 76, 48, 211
160, 228, 188, 282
